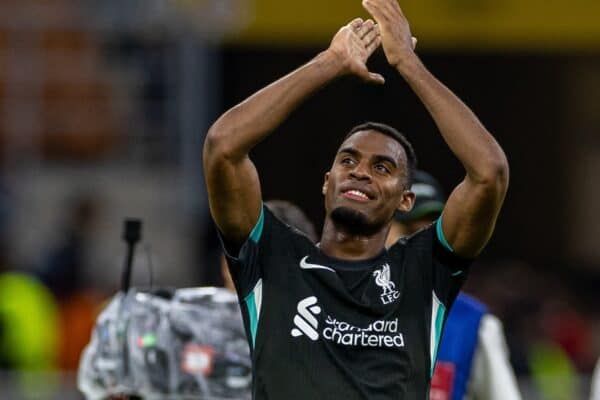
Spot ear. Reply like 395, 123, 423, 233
397, 190, 415, 213
322, 172, 330, 196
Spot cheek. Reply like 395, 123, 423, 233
326, 182, 338, 206
381, 183, 403, 203
326, 171, 341, 193
324, 176, 337, 205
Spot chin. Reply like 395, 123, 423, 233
331, 206, 378, 235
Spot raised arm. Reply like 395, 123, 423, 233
203, 18, 383, 245
363, 0, 509, 258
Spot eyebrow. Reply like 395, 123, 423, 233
374, 155, 398, 169
338, 147, 398, 169
338, 147, 360, 158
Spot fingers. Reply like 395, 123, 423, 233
411, 36, 417, 49
351, 18, 380, 51
366, 34, 382, 55
356, 19, 375, 38
349, 18, 364, 31
363, 0, 404, 19
356, 64, 385, 85
339, 18, 384, 85
362, 24, 379, 47
362, 0, 385, 22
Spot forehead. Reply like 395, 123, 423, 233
338, 130, 407, 164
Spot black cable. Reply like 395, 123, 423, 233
121, 219, 142, 293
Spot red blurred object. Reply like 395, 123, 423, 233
430, 361, 455, 400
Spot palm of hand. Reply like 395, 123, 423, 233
361, 0, 417, 68
378, 24, 414, 67
328, 19, 384, 84
333, 29, 367, 70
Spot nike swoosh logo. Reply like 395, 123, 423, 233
299, 256, 336, 273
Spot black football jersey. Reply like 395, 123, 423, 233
223, 205, 469, 399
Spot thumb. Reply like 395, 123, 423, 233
412, 36, 418, 50
365, 72, 385, 85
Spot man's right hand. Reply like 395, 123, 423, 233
205, 18, 386, 244
326, 18, 385, 85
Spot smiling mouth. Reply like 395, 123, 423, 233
342, 189, 371, 202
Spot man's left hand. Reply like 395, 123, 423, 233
362, 0, 418, 69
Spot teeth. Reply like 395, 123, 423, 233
347, 190, 368, 199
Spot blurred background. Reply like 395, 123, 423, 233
0, 0, 599, 398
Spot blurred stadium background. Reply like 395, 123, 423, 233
0, 0, 599, 398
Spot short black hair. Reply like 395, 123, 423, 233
344, 122, 418, 187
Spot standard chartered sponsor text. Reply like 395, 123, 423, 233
322, 316, 405, 348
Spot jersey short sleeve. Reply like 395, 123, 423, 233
403, 218, 473, 376
219, 205, 267, 299
431, 217, 472, 310
220, 204, 312, 298
219, 204, 315, 351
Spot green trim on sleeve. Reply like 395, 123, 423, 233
244, 292, 258, 348
435, 217, 454, 253
431, 299, 447, 376
249, 206, 265, 244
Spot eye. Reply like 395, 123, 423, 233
374, 164, 390, 174
341, 157, 356, 166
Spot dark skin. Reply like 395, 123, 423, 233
320, 130, 414, 260
203, 0, 509, 261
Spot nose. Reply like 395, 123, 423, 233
349, 162, 372, 181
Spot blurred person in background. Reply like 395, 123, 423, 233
542, 294, 596, 373
0, 176, 60, 397
0, 177, 10, 250
528, 296, 580, 400
36, 193, 105, 371
37, 194, 98, 301
385, 170, 521, 400
591, 358, 600, 400
490, 269, 580, 400
220, 200, 318, 292
0, 268, 60, 390
203, 0, 509, 396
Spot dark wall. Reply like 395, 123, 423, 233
219, 46, 567, 266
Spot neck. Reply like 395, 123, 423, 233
319, 217, 390, 260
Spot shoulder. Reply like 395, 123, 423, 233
388, 222, 436, 252
262, 205, 316, 244
247, 205, 315, 262
455, 293, 487, 313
